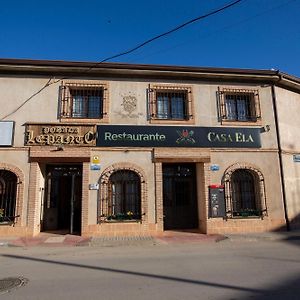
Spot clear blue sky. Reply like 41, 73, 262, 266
0, 0, 299, 77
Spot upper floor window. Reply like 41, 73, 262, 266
218, 88, 261, 123
148, 85, 194, 123
60, 82, 108, 120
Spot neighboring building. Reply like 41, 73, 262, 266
0, 58, 299, 237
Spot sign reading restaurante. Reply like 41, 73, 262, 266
97, 125, 261, 148
25, 124, 96, 146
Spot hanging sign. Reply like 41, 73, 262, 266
97, 125, 261, 148
25, 124, 96, 146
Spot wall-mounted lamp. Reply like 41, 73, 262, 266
260, 125, 271, 133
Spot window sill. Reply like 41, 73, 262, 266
59, 118, 109, 124
150, 118, 195, 125
221, 120, 262, 126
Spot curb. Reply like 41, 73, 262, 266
224, 232, 300, 242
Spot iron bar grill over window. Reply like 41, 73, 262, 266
148, 85, 193, 121
223, 168, 267, 218
60, 82, 107, 119
100, 170, 141, 221
0, 170, 17, 222
217, 88, 261, 122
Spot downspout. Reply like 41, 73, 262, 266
271, 84, 290, 231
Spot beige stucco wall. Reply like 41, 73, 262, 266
275, 86, 300, 151
281, 154, 300, 226
0, 77, 60, 146
0, 73, 290, 235
276, 86, 300, 227
0, 76, 277, 139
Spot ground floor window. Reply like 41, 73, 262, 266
223, 167, 267, 218
100, 170, 141, 221
0, 170, 17, 222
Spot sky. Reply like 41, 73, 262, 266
0, 0, 299, 77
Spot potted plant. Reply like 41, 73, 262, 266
0, 208, 4, 223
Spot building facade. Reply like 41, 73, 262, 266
0, 59, 299, 237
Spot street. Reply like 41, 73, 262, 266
0, 237, 300, 300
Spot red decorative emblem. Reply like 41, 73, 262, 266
176, 129, 195, 144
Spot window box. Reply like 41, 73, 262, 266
232, 209, 261, 218
106, 212, 141, 221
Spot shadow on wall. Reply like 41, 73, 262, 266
271, 213, 300, 249
289, 213, 300, 230
273, 212, 300, 232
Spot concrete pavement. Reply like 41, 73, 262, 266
1, 232, 300, 300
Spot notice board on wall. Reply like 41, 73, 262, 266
0, 121, 14, 146
209, 185, 226, 218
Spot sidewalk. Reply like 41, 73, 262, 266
0, 234, 91, 247
0, 230, 299, 248
224, 229, 300, 242
0, 231, 225, 248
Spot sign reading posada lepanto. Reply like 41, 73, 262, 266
25, 124, 96, 146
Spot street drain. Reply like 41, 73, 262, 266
0, 277, 28, 294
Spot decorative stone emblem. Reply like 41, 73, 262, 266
121, 95, 137, 114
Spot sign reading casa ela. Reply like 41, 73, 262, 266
97, 125, 261, 148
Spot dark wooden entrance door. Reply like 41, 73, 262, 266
43, 165, 82, 234
163, 163, 198, 230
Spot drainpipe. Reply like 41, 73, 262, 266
271, 84, 290, 231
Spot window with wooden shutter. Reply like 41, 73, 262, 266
217, 87, 261, 124
59, 81, 109, 122
148, 84, 194, 124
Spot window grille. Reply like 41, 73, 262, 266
148, 85, 193, 121
100, 170, 141, 221
0, 170, 17, 221
60, 82, 107, 119
217, 88, 261, 122
223, 168, 267, 218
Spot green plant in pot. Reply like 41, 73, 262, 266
0, 209, 4, 222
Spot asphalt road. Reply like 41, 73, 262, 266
0, 238, 300, 300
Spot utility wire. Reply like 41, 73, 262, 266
87, 0, 244, 68
1, 78, 53, 120
130, 0, 296, 63
1, 0, 244, 120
